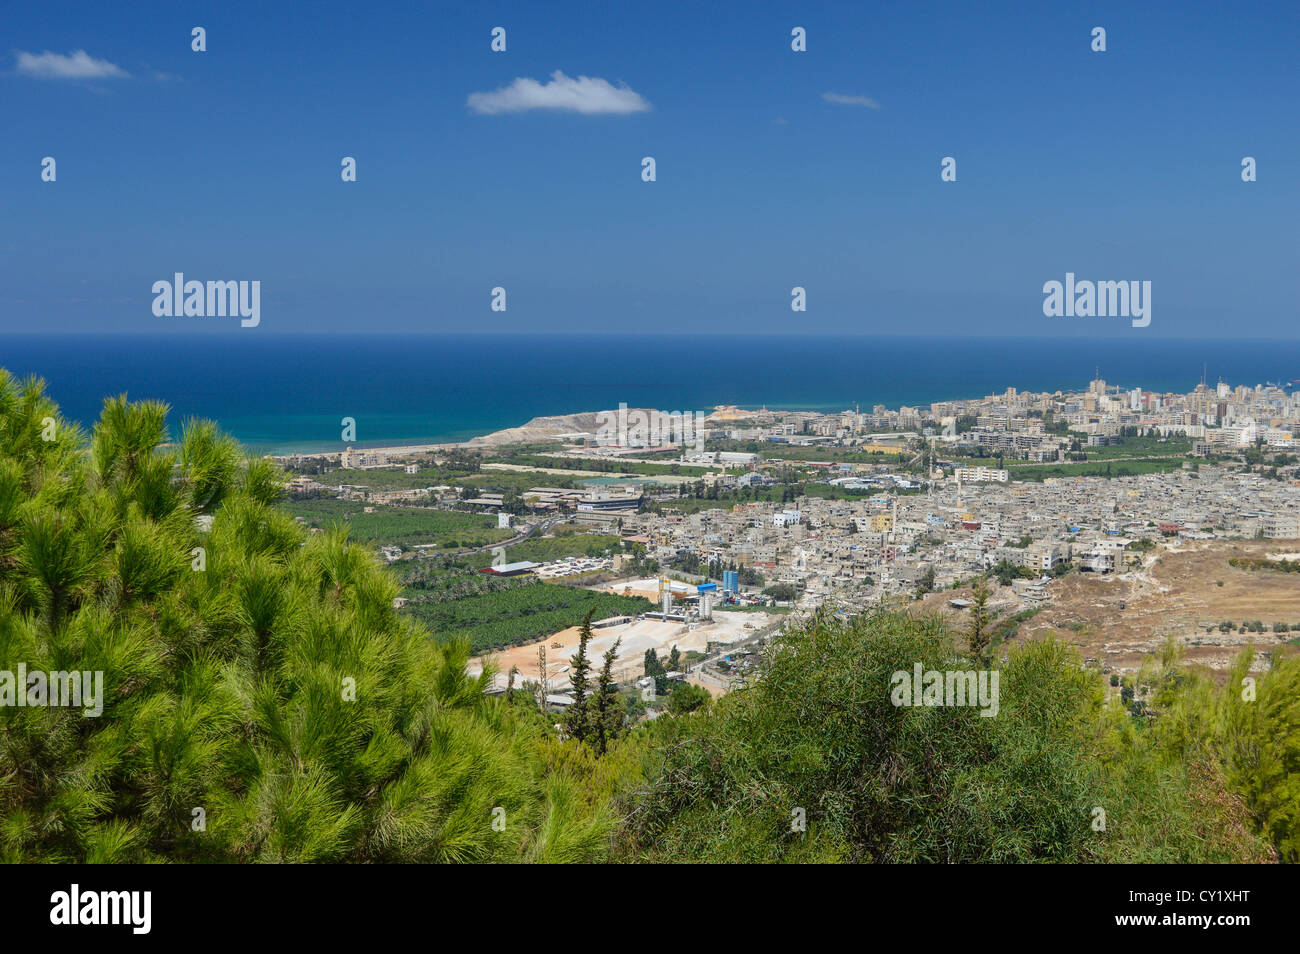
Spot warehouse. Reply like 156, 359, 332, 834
479, 561, 540, 577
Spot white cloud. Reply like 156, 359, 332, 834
822, 92, 880, 109
467, 70, 650, 115
15, 49, 129, 79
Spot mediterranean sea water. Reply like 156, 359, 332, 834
1, 334, 1295, 453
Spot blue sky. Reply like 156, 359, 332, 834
2, 0, 1297, 338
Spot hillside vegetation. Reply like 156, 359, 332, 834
0, 373, 611, 862
621, 609, 1289, 862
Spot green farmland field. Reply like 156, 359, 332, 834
405, 582, 653, 653
283, 498, 513, 549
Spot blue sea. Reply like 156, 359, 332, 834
1, 334, 1296, 453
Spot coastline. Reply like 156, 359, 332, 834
4, 334, 1295, 457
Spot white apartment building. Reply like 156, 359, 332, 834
955, 466, 1009, 483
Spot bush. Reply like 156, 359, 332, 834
621, 612, 1282, 864
666, 682, 712, 715
623, 609, 1106, 862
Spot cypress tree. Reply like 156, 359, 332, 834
967, 577, 992, 663
565, 609, 595, 741
644, 647, 666, 694
590, 638, 623, 757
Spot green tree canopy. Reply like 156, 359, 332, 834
0, 373, 610, 863
622, 608, 1276, 864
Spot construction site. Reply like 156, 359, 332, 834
471, 576, 781, 694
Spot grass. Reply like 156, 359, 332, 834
1082, 436, 1192, 459
282, 498, 513, 549
1006, 458, 1189, 482
466, 533, 622, 567
461, 470, 580, 493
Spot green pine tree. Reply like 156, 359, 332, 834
644, 647, 667, 694
967, 577, 992, 663
0, 372, 613, 864
589, 638, 623, 757
565, 610, 595, 742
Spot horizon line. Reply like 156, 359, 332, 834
5, 330, 1300, 342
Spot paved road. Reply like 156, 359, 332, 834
451, 515, 563, 557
